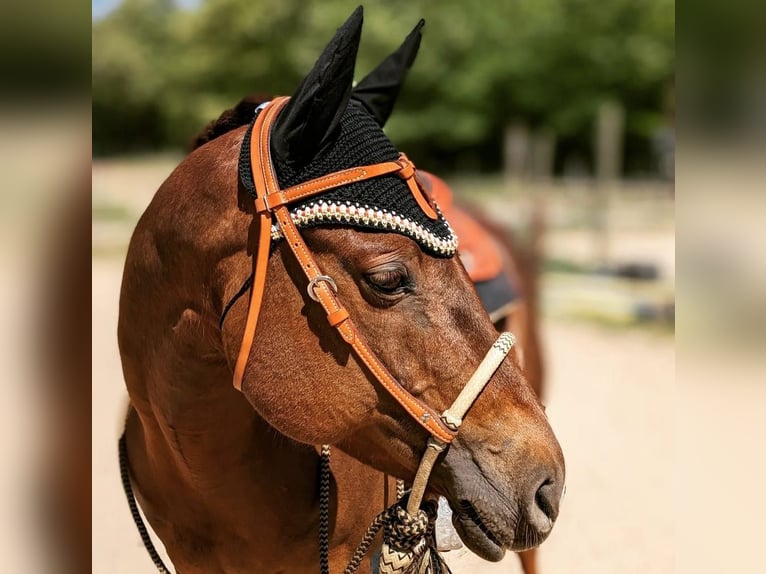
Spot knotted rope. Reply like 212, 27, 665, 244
320, 444, 452, 574
378, 502, 451, 574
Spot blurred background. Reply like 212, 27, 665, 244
93, 0, 675, 176
91, 1, 677, 573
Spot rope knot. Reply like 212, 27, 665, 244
378, 500, 449, 574
383, 505, 430, 551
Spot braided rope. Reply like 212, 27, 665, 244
396, 479, 405, 501
118, 433, 172, 573
319, 444, 332, 574
342, 506, 397, 574
378, 500, 451, 574
340, 495, 451, 574
383, 505, 429, 550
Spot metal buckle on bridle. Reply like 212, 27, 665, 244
307, 275, 338, 302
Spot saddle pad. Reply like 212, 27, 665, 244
418, 171, 504, 282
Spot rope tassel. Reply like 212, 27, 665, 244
378, 502, 452, 574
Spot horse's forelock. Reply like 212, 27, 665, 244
190, 93, 272, 151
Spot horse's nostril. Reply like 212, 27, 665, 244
534, 477, 560, 522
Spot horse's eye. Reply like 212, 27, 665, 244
365, 268, 410, 295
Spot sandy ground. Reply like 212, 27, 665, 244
92, 255, 674, 573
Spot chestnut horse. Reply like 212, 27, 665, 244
119, 9, 563, 573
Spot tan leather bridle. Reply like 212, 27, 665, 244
233, 96, 461, 443
233, 96, 515, 462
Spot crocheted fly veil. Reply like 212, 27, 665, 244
275, 103, 457, 256
238, 10, 457, 258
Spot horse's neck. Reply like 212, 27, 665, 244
127, 372, 329, 573
142, 358, 321, 505
125, 294, 320, 512
130, 361, 322, 530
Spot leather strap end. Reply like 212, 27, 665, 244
255, 192, 290, 213
254, 197, 270, 213
406, 177, 438, 220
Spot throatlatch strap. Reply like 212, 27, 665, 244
233, 96, 456, 443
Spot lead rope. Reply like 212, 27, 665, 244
319, 445, 332, 574
118, 433, 172, 574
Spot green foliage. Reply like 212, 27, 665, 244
1, 0, 91, 95
92, 0, 674, 170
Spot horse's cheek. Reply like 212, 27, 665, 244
241, 366, 369, 445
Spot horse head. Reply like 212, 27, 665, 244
218, 6, 564, 561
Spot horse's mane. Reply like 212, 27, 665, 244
190, 93, 272, 151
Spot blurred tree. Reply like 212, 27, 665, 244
92, 0, 178, 153
1, 0, 90, 96
92, 0, 674, 175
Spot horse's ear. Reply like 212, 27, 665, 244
351, 19, 425, 127
272, 6, 363, 166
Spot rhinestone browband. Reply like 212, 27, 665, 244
270, 199, 459, 256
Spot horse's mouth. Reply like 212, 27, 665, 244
450, 498, 550, 559
451, 500, 505, 562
